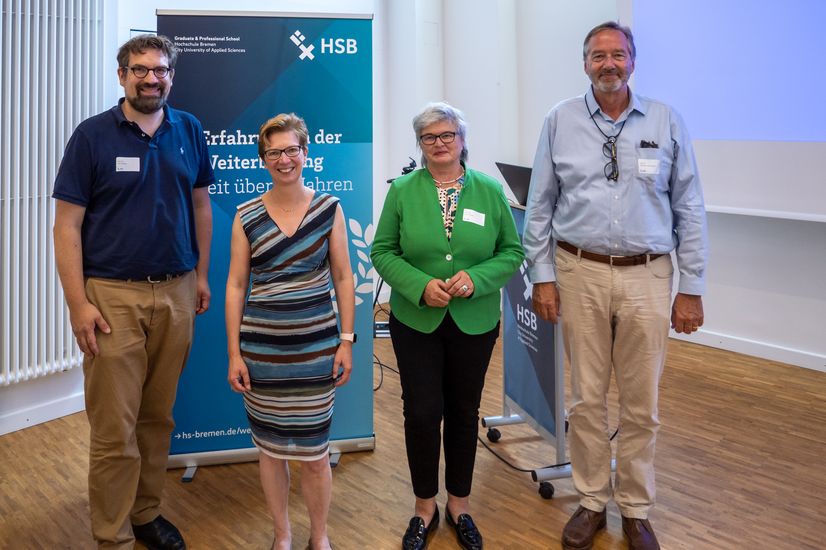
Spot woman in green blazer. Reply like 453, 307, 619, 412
371, 102, 524, 550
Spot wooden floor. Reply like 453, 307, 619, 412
1, 310, 825, 549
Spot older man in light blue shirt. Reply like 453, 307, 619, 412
523, 21, 707, 550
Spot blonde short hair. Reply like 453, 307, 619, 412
257, 113, 309, 159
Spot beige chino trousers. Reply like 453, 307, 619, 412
82, 271, 196, 548
555, 247, 672, 519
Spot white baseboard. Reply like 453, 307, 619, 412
671, 329, 826, 373
0, 391, 85, 435
0, 368, 86, 435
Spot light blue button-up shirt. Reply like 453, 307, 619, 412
523, 87, 708, 295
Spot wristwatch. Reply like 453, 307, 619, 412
340, 332, 358, 343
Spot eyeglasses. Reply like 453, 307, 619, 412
419, 131, 456, 145
123, 65, 173, 79
263, 145, 303, 161
603, 137, 619, 181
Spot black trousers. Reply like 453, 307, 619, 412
390, 312, 499, 499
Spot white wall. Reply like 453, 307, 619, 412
673, 214, 826, 371
442, 0, 520, 184
383, 0, 442, 188
514, 0, 619, 167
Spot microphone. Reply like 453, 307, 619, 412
386, 157, 417, 183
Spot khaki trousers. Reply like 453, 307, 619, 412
555, 247, 672, 519
82, 272, 196, 548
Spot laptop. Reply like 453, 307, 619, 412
496, 162, 532, 207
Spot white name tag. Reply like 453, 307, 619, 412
462, 208, 485, 226
638, 158, 660, 175
116, 157, 140, 172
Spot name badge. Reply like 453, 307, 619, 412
462, 208, 485, 227
116, 157, 140, 172
638, 158, 660, 175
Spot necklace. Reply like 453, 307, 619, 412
584, 93, 627, 141
431, 167, 465, 187
270, 194, 305, 214
269, 188, 312, 214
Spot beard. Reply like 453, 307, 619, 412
592, 69, 627, 94
126, 84, 168, 114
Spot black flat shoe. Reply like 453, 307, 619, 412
132, 515, 186, 550
401, 505, 439, 550
446, 510, 483, 550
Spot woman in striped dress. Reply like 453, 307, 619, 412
225, 113, 355, 550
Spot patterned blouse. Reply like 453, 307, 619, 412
436, 177, 464, 239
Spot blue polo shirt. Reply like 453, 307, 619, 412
53, 99, 215, 279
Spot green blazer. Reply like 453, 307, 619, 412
371, 167, 524, 334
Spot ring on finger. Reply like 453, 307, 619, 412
461, 284, 469, 293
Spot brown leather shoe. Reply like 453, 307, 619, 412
621, 516, 660, 550
561, 506, 606, 550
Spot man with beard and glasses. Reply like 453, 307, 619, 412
52, 34, 214, 550
523, 21, 707, 550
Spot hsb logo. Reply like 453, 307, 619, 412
516, 304, 537, 331
320, 38, 358, 54
291, 31, 359, 60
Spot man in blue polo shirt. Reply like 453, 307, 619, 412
53, 34, 214, 550
524, 22, 708, 550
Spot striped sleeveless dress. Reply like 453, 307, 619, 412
237, 192, 340, 461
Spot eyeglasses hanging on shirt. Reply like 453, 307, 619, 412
585, 95, 626, 182
602, 138, 619, 181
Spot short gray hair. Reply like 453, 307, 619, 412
583, 21, 636, 61
412, 102, 468, 167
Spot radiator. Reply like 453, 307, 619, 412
1, 0, 104, 385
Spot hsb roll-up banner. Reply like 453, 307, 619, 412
484, 203, 567, 471
157, 11, 375, 466
502, 207, 564, 449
